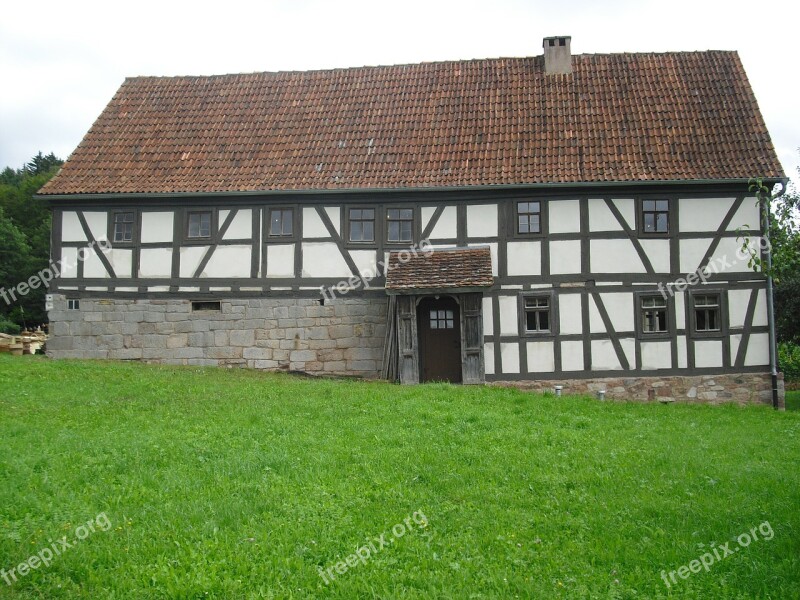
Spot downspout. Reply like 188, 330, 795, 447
765, 179, 788, 409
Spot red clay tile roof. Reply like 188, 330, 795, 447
41, 51, 784, 196
385, 247, 494, 291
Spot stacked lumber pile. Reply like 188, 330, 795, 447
0, 328, 47, 355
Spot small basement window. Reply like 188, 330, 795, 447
192, 301, 221, 312
67, 299, 80, 310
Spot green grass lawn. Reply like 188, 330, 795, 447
1, 355, 799, 598
786, 390, 800, 411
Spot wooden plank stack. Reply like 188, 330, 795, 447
0, 328, 47, 355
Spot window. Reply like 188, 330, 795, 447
517, 201, 541, 234
430, 309, 455, 329
67, 299, 80, 310
523, 296, 551, 332
387, 208, 413, 243
269, 209, 293, 236
192, 301, 221, 312
113, 212, 135, 243
693, 294, 721, 332
641, 296, 668, 333
187, 211, 212, 239
642, 199, 669, 234
349, 208, 375, 242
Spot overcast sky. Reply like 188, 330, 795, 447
1, 0, 798, 181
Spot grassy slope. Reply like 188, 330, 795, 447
0, 356, 798, 599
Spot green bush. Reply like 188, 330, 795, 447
779, 342, 800, 383
0, 318, 21, 335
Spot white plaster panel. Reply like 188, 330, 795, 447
527, 341, 555, 373
588, 295, 604, 333
679, 197, 734, 232
266, 244, 296, 278
506, 241, 541, 276
728, 289, 751, 328
428, 206, 457, 239
549, 199, 580, 234
82, 249, 108, 279
640, 239, 670, 273
484, 343, 495, 375
559, 294, 583, 335
621, 338, 636, 369
710, 237, 759, 274
350, 250, 378, 279
467, 204, 498, 238
498, 295, 518, 335
204, 245, 250, 278
561, 341, 584, 372
752, 289, 768, 327
470, 242, 498, 276
588, 199, 622, 231
83, 212, 107, 242
745, 333, 773, 368
677, 335, 687, 369
139, 248, 172, 278
500, 343, 520, 374
550, 240, 581, 275
109, 249, 133, 279
599, 293, 634, 333
220, 209, 252, 240
62, 211, 87, 242
727, 196, 759, 231
324, 207, 340, 235
591, 339, 621, 370
179, 246, 209, 278
641, 341, 671, 370
59, 247, 79, 278
674, 291, 686, 331
729, 334, 741, 362
482, 296, 494, 336
302, 242, 351, 278
611, 198, 636, 229
303, 207, 330, 238
141, 212, 174, 243
590, 239, 646, 273
679, 238, 711, 274
694, 340, 723, 368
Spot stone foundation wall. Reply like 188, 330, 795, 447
491, 373, 785, 408
46, 295, 387, 378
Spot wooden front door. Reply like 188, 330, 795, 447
418, 297, 462, 383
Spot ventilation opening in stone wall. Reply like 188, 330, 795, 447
192, 301, 221, 312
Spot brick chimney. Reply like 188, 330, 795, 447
543, 36, 572, 74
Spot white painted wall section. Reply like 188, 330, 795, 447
590, 240, 646, 273
83, 212, 107, 241
527, 341, 555, 372
179, 246, 209, 278
62, 212, 87, 242
220, 209, 252, 240
59, 247, 79, 277
550, 240, 581, 275
484, 343, 495, 375
611, 198, 636, 229
482, 296, 494, 335
744, 333, 769, 366
498, 296, 518, 335
266, 244, 295, 278
727, 197, 759, 231
694, 340, 723, 368
561, 340, 584, 371
641, 341, 671, 370
679, 198, 734, 232
640, 239, 670, 273
324, 207, 340, 235
350, 250, 378, 279
588, 199, 622, 231
506, 241, 541, 276
599, 293, 634, 333
302, 242, 351, 278
204, 245, 251, 278
559, 294, 582, 335
467, 204, 498, 238
500, 343, 520, 374
139, 248, 173, 278
549, 199, 580, 234
141, 212, 174, 243
302, 208, 330, 238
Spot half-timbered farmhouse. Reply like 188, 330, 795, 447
40, 37, 787, 403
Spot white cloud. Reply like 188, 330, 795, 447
1, 0, 797, 176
